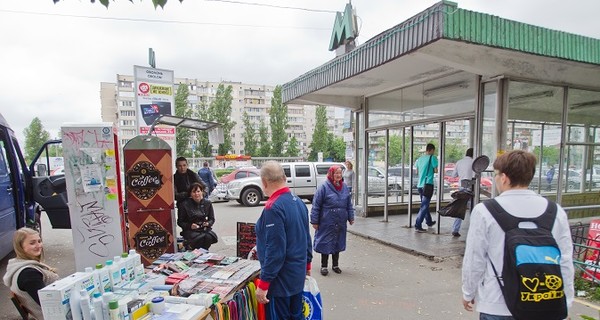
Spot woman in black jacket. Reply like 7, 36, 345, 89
177, 182, 217, 250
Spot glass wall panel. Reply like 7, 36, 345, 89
356, 111, 365, 207
367, 72, 476, 128
481, 82, 498, 167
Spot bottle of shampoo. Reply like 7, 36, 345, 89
69, 287, 83, 320
79, 289, 93, 320
92, 292, 104, 320
96, 264, 111, 293
107, 260, 122, 289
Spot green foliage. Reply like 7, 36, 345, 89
445, 139, 468, 164
209, 84, 236, 156
64, 0, 184, 9
328, 135, 346, 161
175, 83, 192, 158
269, 85, 288, 157
308, 106, 329, 161
24, 117, 50, 162
242, 112, 257, 156
257, 119, 270, 157
533, 145, 560, 166
285, 136, 300, 157
194, 100, 212, 157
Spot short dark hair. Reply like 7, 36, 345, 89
203, 161, 209, 167
493, 150, 536, 187
466, 148, 473, 158
426, 143, 435, 151
176, 157, 187, 164
188, 182, 205, 195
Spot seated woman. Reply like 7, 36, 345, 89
177, 182, 218, 250
3, 227, 59, 320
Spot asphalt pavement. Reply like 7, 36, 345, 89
1, 201, 599, 319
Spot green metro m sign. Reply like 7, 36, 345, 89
329, 2, 359, 51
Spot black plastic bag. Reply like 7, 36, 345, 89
438, 190, 473, 220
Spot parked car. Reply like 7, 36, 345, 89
368, 166, 404, 195
529, 168, 583, 191
575, 167, 600, 189
220, 167, 260, 184
226, 162, 344, 206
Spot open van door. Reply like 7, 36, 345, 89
0, 129, 21, 257
29, 140, 70, 229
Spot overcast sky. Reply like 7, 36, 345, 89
1, 0, 599, 145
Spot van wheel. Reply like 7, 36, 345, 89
241, 188, 261, 207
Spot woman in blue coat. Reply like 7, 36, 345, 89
311, 165, 354, 276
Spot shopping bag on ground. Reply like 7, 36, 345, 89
302, 276, 323, 320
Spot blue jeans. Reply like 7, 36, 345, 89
415, 187, 433, 228
480, 313, 515, 320
452, 218, 462, 233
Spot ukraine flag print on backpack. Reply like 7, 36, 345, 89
484, 199, 567, 320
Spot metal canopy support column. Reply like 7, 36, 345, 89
437, 122, 445, 234
383, 129, 389, 222
408, 126, 415, 228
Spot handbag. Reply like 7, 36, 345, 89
422, 155, 434, 198
303, 276, 323, 320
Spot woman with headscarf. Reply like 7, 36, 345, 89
310, 165, 354, 276
3, 227, 59, 320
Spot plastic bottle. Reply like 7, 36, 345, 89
151, 296, 165, 315
119, 301, 130, 320
79, 289, 93, 320
97, 263, 111, 293
121, 252, 134, 282
85, 266, 102, 295
113, 255, 127, 283
129, 249, 145, 280
107, 260, 122, 289
69, 287, 83, 320
92, 292, 104, 320
108, 300, 120, 320
102, 292, 115, 320
121, 251, 136, 281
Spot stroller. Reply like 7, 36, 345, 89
438, 189, 473, 220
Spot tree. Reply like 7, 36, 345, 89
53, 0, 183, 9
194, 99, 212, 157
24, 117, 50, 162
257, 119, 270, 157
327, 135, 346, 161
308, 106, 329, 161
285, 136, 299, 157
533, 145, 560, 166
174, 83, 192, 158
242, 112, 257, 156
209, 84, 236, 155
269, 85, 288, 157
444, 139, 467, 164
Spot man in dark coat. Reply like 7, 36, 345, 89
255, 161, 313, 320
173, 157, 205, 203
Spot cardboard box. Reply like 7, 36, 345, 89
39, 272, 94, 319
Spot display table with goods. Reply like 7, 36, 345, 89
39, 249, 261, 320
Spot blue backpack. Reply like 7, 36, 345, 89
483, 199, 567, 320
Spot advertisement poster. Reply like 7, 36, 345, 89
61, 124, 126, 271
583, 219, 600, 282
124, 135, 175, 265
134, 65, 176, 152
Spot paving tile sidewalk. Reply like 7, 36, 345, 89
348, 213, 471, 260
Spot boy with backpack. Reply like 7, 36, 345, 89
461, 150, 574, 320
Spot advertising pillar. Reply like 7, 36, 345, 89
61, 124, 126, 271
124, 135, 175, 265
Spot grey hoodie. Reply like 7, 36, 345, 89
3, 258, 59, 320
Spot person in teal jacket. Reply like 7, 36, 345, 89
255, 161, 313, 320
311, 165, 354, 276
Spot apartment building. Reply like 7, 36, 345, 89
100, 75, 345, 156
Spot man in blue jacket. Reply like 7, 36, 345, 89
255, 161, 313, 320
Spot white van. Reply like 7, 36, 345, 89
225, 162, 344, 207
